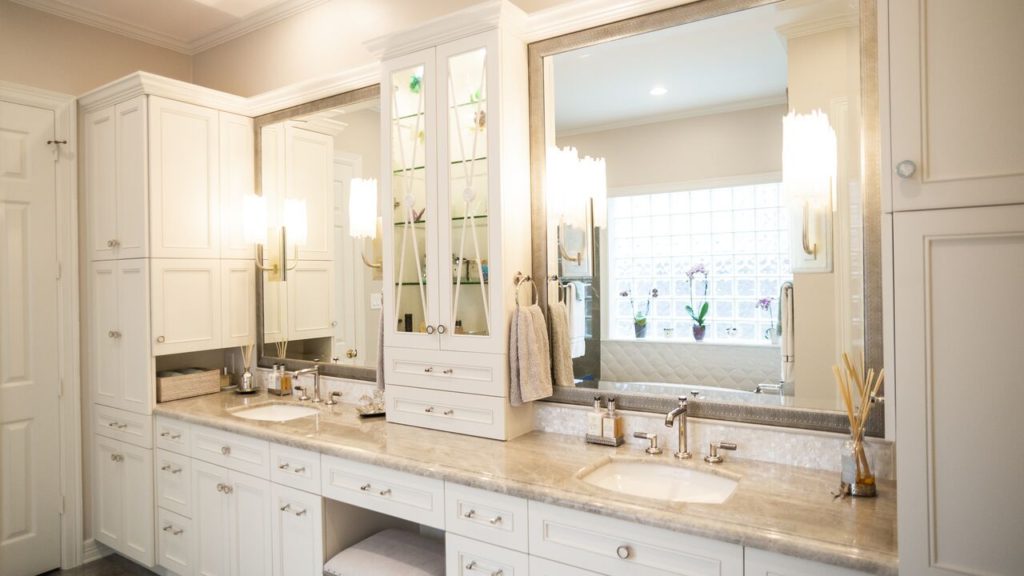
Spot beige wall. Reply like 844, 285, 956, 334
0, 0, 191, 95
191, 0, 570, 96
557, 104, 785, 189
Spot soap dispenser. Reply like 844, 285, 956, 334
603, 397, 624, 444
587, 396, 604, 438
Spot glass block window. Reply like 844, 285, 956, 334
607, 182, 792, 343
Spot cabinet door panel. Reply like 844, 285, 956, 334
287, 261, 335, 341
271, 483, 322, 576
231, 471, 272, 576
222, 259, 255, 347
158, 508, 195, 576
285, 126, 333, 261
85, 106, 117, 261
115, 96, 147, 259
90, 261, 120, 408
119, 442, 154, 566
151, 259, 221, 355
192, 460, 231, 576
149, 97, 220, 258
92, 435, 124, 550
117, 259, 151, 413
220, 113, 255, 260
156, 449, 192, 517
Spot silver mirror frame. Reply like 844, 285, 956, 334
527, 0, 883, 436
254, 84, 381, 382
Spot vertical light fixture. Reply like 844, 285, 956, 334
349, 177, 382, 268
547, 146, 607, 270
244, 194, 306, 282
783, 110, 836, 273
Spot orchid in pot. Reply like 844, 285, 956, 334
685, 264, 710, 341
757, 296, 780, 345
620, 287, 658, 338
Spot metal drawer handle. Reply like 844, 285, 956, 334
443, 368, 454, 375
156, 336, 165, 343
107, 330, 122, 339
161, 464, 182, 474
464, 561, 503, 576
424, 407, 435, 413
293, 508, 307, 517
110, 454, 124, 462
462, 509, 502, 525
463, 509, 476, 519
379, 488, 392, 496
616, 545, 632, 559
162, 524, 183, 536
293, 466, 306, 474
443, 409, 454, 416
221, 446, 231, 456
360, 483, 372, 491
217, 483, 234, 494
488, 515, 502, 525
424, 367, 434, 373
160, 431, 181, 440
278, 463, 289, 470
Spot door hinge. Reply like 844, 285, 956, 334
56, 261, 62, 281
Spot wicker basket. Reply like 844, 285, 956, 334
157, 369, 221, 403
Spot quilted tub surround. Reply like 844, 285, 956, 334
600, 340, 780, 391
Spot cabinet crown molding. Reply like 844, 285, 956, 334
77, 71, 251, 115
364, 0, 526, 60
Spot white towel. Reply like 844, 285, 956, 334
376, 311, 385, 391
567, 282, 587, 358
509, 304, 553, 406
548, 300, 574, 388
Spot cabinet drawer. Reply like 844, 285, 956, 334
445, 483, 528, 552
745, 548, 871, 576
385, 348, 505, 396
157, 507, 195, 576
385, 384, 508, 440
155, 416, 190, 456
446, 533, 529, 576
190, 423, 269, 478
95, 404, 152, 448
270, 443, 321, 495
528, 501, 743, 576
530, 556, 605, 576
156, 449, 192, 518
321, 455, 444, 529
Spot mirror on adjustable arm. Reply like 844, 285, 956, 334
530, 0, 884, 435
254, 86, 382, 382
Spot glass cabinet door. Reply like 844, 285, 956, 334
437, 33, 498, 353
385, 50, 438, 348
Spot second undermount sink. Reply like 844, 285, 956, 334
579, 459, 738, 504
231, 403, 319, 423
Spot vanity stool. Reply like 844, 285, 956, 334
322, 529, 444, 576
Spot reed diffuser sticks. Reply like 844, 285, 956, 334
833, 352, 884, 496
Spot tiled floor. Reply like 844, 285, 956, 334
42, 554, 156, 576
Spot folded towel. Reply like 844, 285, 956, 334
549, 300, 574, 388
567, 282, 587, 358
323, 529, 444, 576
509, 303, 553, 406
376, 311, 385, 391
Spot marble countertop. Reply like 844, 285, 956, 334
154, 391, 898, 575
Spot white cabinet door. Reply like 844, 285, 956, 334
158, 508, 196, 576
285, 126, 334, 261
220, 112, 255, 260
117, 259, 152, 413
152, 259, 222, 355
93, 435, 154, 567
287, 260, 335, 341
85, 105, 118, 261
193, 460, 232, 576
271, 484, 323, 576
156, 449, 192, 518
91, 261, 121, 408
114, 96, 148, 259
149, 96, 220, 258
887, 1, 1024, 211
446, 534, 529, 576
93, 435, 124, 552
745, 549, 870, 576
222, 259, 256, 348
894, 204, 1024, 576
230, 471, 273, 576
262, 269, 287, 347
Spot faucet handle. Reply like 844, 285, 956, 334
325, 391, 342, 406
633, 432, 662, 455
704, 441, 737, 464
294, 385, 310, 402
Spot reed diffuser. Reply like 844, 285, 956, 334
832, 352, 884, 497
238, 343, 256, 394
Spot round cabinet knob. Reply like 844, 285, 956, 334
896, 160, 917, 179
331, 320, 337, 327
426, 325, 436, 335
616, 545, 632, 559
437, 324, 447, 334
156, 336, 165, 343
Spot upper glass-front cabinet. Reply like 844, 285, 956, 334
383, 32, 502, 353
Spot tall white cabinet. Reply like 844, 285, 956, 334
375, 2, 534, 440
884, 1, 1024, 574
81, 73, 256, 568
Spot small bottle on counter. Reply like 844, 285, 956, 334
587, 396, 604, 437
267, 365, 282, 395
280, 368, 293, 395
603, 397, 624, 442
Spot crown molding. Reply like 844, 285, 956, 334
77, 72, 250, 114
10, 0, 326, 55
523, 0, 698, 43
364, 0, 526, 60
245, 63, 380, 117
776, 12, 859, 40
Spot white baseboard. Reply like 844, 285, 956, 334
82, 538, 112, 564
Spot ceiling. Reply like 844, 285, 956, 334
10, 0, 327, 54
553, 0, 857, 134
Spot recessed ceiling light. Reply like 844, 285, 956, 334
650, 85, 668, 96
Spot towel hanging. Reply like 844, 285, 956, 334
513, 272, 538, 307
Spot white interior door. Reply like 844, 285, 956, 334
0, 99, 62, 576
333, 155, 362, 364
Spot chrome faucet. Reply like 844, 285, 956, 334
292, 365, 321, 403
664, 396, 691, 459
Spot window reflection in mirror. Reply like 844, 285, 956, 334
545, 0, 863, 411
260, 98, 382, 369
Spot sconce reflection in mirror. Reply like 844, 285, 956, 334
783, 110, 836, 274
349, 177, 382, 269
244, 195, 308, 282
547, 146, 607, 274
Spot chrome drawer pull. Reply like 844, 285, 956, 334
221, 446, 231, 456
278, 463, 290, 470
160, 431, 181, 440
360, 483, 372, 491
293, 508, 307, 517
280, 504, 291, 512
281, 503, 308, 517
379, 488, 392, 496
464, 561, 502, 576
424, 407, 435, 413
463, 509, 476, 519
443, 368, 454, 375
488, 515, 502, 525
293, 466, 306, 474
616, 545, 632, 559
161, 464, 182, 474
424, 367, 434, 373
443, 409, 454, 416
161, 524, 183, 536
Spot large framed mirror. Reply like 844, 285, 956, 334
254, 85, 381, 382
530, 0, 883, 435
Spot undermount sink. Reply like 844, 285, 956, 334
578, 459, 739, 504
231, 403, 319, 423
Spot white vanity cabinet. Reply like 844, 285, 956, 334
192, 459, 273, 576
151, 259, 223, 355
90, 259, 152, 414
93, 434, 154, 567
271, 483, 324, 576
378, 4, 533, 440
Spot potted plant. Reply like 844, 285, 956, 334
620, 287, 658, 338
685, 264, 709, 341
757, 296, 780, 345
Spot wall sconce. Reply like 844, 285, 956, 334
547, 146, 607, 272
783, 110, 836, 273
349, 177, 382, 269
244, 195, 308, 282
